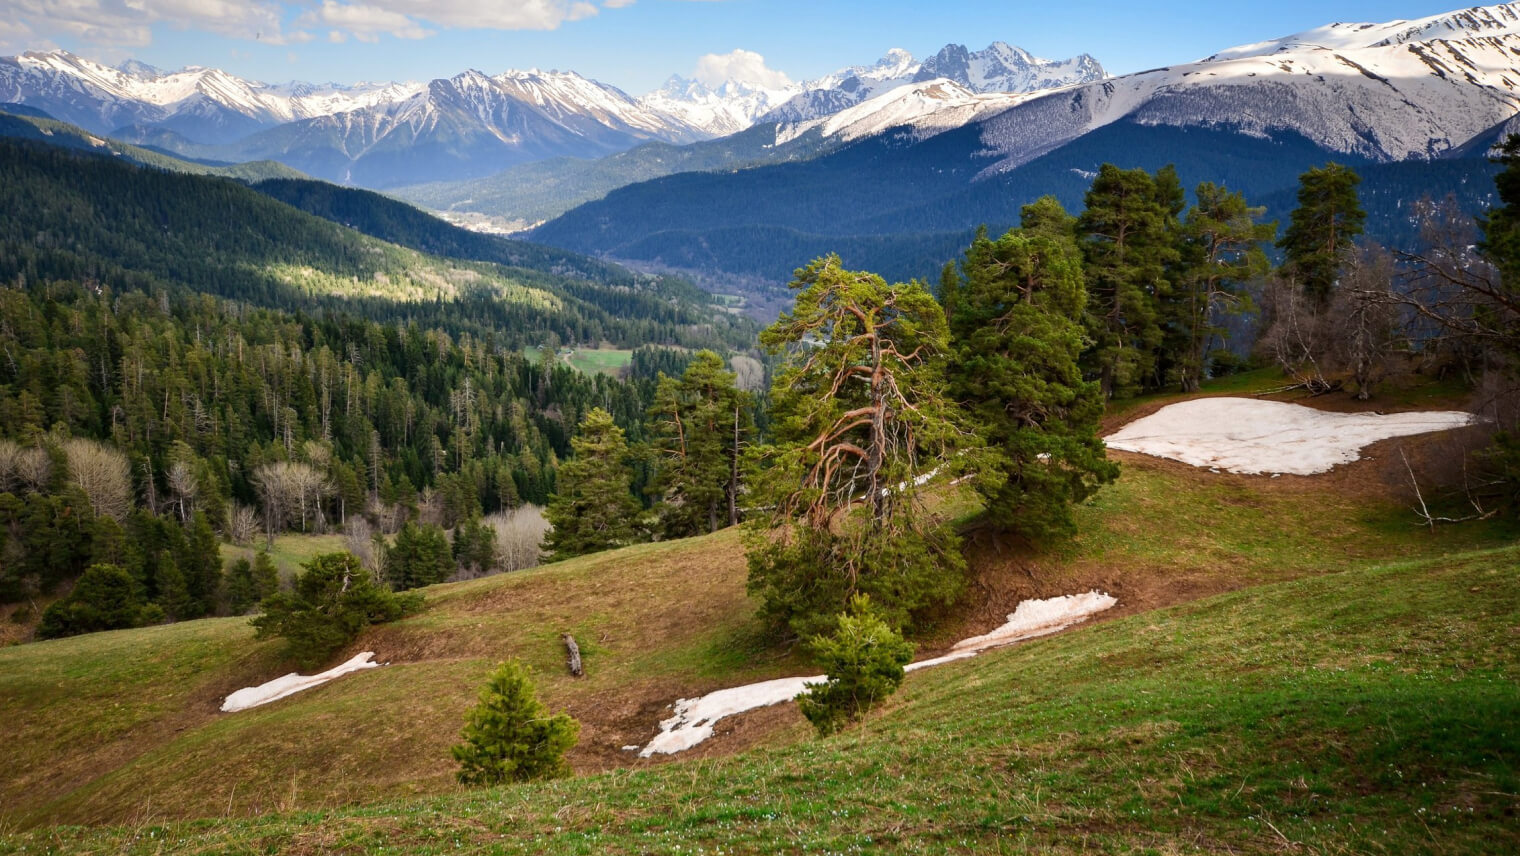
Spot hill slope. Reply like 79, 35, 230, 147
1, 393, 1513, 840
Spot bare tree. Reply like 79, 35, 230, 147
165, 459, 199, 522
227, 503, 261, 546
253, 460, 334, 538
485, 505, 550, 572
1330, 244, 1405, 400
63, 438, 133, 521
343, 516, 379, 573
0, 439, 21, 493
1256, 274, 1336, 394
13, 445, 53, 494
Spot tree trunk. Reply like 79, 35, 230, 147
562, 633, 583, 677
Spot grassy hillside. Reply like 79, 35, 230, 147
3, 536, 1514, 852
1, 400, 1514, 842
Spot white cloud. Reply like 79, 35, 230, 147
0, 0, 292, 51
0, 0, 621, 52
693, 49, 792, 90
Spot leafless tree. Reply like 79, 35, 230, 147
1256, 274, 1336, 393
12, 445, 53, 494
226, 503, 261, 546
485, 505, 550, 572
63, 438, 133, 521
165, 459, 199, 522
343, 516, 379, 573
0, 439, 21, 492
1330, 244, 1405, 400
253, 460, 334, 538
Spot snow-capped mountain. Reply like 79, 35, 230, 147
638, 76, 797, 137
0, 50, 420, 143
775, 78, 1027, 146
969, 2, 1520, 175
761, 43, 1105, 125
199, 68, 709, 187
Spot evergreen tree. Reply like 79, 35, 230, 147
251, 551, 420, 667
451, 516, 498, 576
746, 255, 978, 637
1165, 183, 1275, 392
1077, 165, 1176, 398
945, 204, 1119, 543
37, 563, 142, 639
387, 521, 454, 589
796, 595, 915, 736
646, 351, 752, 538
452, 659, 579, 786
1278, 163, 1365, 304
544, 408, 642, 560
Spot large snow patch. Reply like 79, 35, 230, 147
221, 652, 382, 713
1104, 398, 1477, 476
638, 591, 1116, 757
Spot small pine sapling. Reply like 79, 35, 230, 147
453, 659, 580, 786
797, 595, 915, 736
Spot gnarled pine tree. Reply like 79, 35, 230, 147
746, 256, 977, 638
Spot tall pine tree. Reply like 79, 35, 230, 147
1278, 162, 1365, 305
945, 200, 1118, 542
1077, 165, 1176, 398
544, 408, 642, 560
646, 351, 752, 538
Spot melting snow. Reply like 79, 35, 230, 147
1104, 398, 1478, 476
221, 652, 382, 713
638, 591, 1116, 757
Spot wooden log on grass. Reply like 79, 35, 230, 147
562, 633, 583, 677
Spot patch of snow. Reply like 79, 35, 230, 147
221, 652, 382, 713
638, 591, 1116, 757
1104, 398, 1478, 476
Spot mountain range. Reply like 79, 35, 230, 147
0, 42, 1104, 188
520, 3, 1520, 284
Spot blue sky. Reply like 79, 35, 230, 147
1, 0, 1481, 92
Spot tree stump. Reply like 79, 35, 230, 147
562, 633, 583, 677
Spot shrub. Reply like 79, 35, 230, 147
796, 595, 915, 736
36, 563, 141, 639
452, 659, 579, 786
251, 551, 421, 667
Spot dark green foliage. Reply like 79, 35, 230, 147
945, 203, 1118, 542
451, 516, 498, 576
250, 552, 421, 668
222, 557, 259, 615
37, 563, 142, 639
1077, 164, 1177, 398
544, 408, 643, 560
646, 351, 753, 538
452, 659, 580, 786
1278, 163, 1365, 304
796, 596, 915, 736
1164, 183, 1275, 392
387, 522, 454, 590
747, 256, 977, 637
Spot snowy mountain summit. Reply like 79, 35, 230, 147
647, 43, 1107, 135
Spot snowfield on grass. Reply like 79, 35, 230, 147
638, 591, 1117, 757
221, 652, 383, 713
1104, 398, 1478, 476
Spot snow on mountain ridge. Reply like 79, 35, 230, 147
1204, 2, 1520, 61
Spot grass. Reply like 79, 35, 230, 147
220, 534, 347, 582
522, 346, 636, 377
3, 544, 1515, 854
1, 403, 1516, 851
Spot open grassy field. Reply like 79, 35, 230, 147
522, 346, 636, 377
0, 384, 1515, 853
3, 541, 1514, 854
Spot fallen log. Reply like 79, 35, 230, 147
562, 633, 583, 677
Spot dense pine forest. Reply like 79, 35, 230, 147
0, 137, 762, 633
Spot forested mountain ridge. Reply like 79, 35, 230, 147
0, 138, 752, 353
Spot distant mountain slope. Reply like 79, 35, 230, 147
0, 50, 419, 143
528, 3, 1520, 284
0, 106, 305, 181
0, 138, 750, 352
531, 120, 1498, 285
